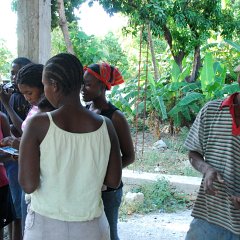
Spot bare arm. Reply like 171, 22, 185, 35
2, 105, 23, 135
1, 112, 11, 138
18, 116, 44, 193
112, 110, 135, 168
189, 151, 223, 195
104, 117, 122, 188
0, 90, 23, 134
189, 151, 212, 174
0, 113, 13, 162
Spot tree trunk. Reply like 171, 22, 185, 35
18, 0, 51, 64
163, 25, 185, 71
188, 45, 201, 82
57, 0, 75, 55
148, 26, 160, 81
173, 53, 185, 72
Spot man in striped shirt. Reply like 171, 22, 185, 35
184, 65, 240, 239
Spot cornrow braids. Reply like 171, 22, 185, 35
44, 53, 83, 95
12, 57, 32, 68
87, 64, 100, 75
17, 63, 44, 91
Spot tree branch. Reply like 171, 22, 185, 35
57, 0, 75, 55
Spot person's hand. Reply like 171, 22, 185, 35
203, 167, 224, 195
230, 196, 240, 209
0, 84, 12, 105
0, 136, 19, 149
11, 154, 18, 161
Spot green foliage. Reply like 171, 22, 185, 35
101, 32, 129, 74
98, 0, 239, 58
97, 0, 239, 84
200, 53, 215, 92
225, 40, 240, 52
51, 0, 85, 29
109, 48, 238, 129
122, 179, 188, 214
0, 40, 13, 79
51, 23, 129, 69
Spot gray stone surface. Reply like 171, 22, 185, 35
119, 209, 193, 240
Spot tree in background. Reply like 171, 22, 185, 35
56, 0, 75, 54
95, 0, 240, 82
11, 0, 84, 29
51, 24, 129, 75
0, 40, 13, 80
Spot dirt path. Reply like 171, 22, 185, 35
118, 209, 193, 240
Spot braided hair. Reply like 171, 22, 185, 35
44, 53, 83, 95
17, 63, 44, 91
12, 57, 31, 68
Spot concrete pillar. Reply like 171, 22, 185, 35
17, 0, 51, 64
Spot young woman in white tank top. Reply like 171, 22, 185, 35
18, 53, 122, 240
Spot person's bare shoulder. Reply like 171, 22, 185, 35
24, 112, 50, 141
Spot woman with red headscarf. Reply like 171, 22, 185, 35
82, 62, 135, 240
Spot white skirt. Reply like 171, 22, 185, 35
23, 210, 110, 240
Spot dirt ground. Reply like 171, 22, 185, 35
118, 209, 193, 240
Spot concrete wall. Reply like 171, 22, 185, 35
17, 0, 51, 64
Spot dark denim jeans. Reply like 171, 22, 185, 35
4, 161, 22, 219
102, 188, 123, 240
185, 218, 240, 240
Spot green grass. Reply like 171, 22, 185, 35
119, 178, 193, 220
129, 128, 201, 177
128, 149, 201, 177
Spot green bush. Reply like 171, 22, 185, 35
120, 178, 189, 219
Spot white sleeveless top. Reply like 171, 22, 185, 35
30, 112, 111, 221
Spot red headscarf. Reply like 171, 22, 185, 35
84, 62, 124, 90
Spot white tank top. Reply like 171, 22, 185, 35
31, 112, 111, 221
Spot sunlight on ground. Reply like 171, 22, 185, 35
164, 222, 190, 232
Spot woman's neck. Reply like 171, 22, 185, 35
91, 97, 109, 111
57, 94, 81, 109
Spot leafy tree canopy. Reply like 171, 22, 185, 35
0, 40, 13, 79
95, 0, 240, 65
51, 23, 129, 78
51, 0, 85, 29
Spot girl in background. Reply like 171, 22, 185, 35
0, 111, 16, 240
82, 62, 135, 240
0, 63, 44, 238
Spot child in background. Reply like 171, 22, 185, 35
0, 111, 16, 240
0, 164, 16, 240
0, 96, 55, 235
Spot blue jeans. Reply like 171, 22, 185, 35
185, 218, 240, 240
4, 161, 22, 219
102, 188, 123, 240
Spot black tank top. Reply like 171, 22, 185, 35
86, 102, 123, 191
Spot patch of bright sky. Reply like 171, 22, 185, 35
0, 0, 128, 56
0, 0, 17, 55
76, 1, 128, 37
